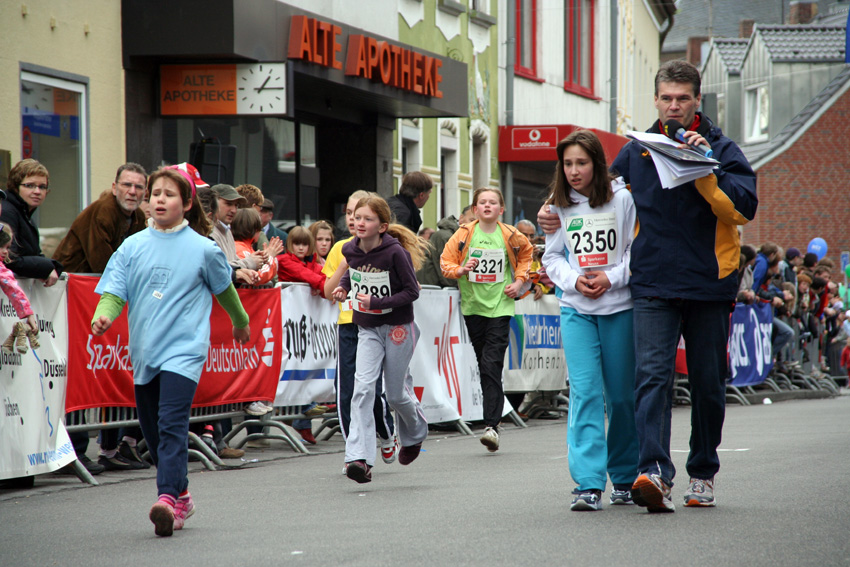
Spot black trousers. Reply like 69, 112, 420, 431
464, 315, 511, 428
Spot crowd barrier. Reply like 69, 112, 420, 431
1, 276, 568, 482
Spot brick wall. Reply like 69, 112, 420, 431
743, 89, 850, 268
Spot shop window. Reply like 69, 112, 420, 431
19, 70, 88, 247
564, 0, 595, 98
516, 0, 542, 82
745, 84, 769, 142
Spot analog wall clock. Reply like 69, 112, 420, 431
236, 63, 287, 115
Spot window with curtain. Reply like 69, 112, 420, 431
564, 0, 595, 97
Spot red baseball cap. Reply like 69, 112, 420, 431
173, 162, 209, 189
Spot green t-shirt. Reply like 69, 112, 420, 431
458, 224, 515, 318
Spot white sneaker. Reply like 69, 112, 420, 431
244, 402, 272, 416
260, 401, 275, 413
480, 427, 499, 452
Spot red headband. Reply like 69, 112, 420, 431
164, 166, 196, 198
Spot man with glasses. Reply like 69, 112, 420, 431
53, 162, 150, 475
53, 163, 148, 274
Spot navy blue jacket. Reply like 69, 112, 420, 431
611, 113, 757, 301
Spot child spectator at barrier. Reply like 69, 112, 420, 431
276, 226, 331, 443
440, 187, 533, 453
91, 167, 250, 537
309, 220, 335, 264
540, 130, 639, 511
0, 224, 39, 359
231, 208, 281, 288
332, 195, 429, 483
323, 191, 397, 469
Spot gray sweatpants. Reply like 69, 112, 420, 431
345, 322, 428, 466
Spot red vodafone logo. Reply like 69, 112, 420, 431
511, 126, 558, 150
22, 127, 33, 159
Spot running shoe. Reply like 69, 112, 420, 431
480, 427, 500, 452
631, 473, 675, 513
346, 460, 372, 484
609, 489, 634, 505
684, 477, 716, 507
381, 437, 398, 464
149, 496, 176, 537
173, 492, 195, 530
398, 442, 422, 465
570, 489, 603, 511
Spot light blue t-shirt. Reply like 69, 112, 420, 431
95, 226, 233, 385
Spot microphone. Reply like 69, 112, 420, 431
663, 119, 714, 158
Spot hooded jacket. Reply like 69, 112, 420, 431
339, 232, 420, 327
416, 215, 460, 287
610, 112, 757, 301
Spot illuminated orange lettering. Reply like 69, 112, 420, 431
345, 35, 369, 78
287, 15, 312, 62
377, 42, 392, 84
412, 52, 424, 94
399, 48, 412, 90
331, 25, 343, 69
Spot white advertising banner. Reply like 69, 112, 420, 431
410, 289, 485, 423
274, 285, 339, 406
0, 279, 74, 480
504, 294, 567, 392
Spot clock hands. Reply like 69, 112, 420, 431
254, 76, 284, 93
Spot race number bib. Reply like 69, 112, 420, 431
468, 248, 505, 283
342, 269, 392, 314
564, 212, 620, 268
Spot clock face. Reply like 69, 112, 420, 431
236, 63, 287, 115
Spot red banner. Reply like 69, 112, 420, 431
66, 275, 282, 411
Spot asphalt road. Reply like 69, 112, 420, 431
2, 394, 849, 567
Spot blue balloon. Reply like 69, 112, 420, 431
807, 237, 828, 260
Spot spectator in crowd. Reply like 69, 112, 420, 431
752, 247, 794, 362
736, 245, 757, 304
782, 247, 802, 290
322, 191, 397, 467
331, 194, 429, 483
210, 184, 260, 274
308, 220, 335, 263
418, 227, 435, 241
91, 166, 251, 536
388, 171, 433, 234
259, 198, 288, 244
276, 226, 331, 444
235, 183, 268, 250
541, 129, 639, 511
231, 208, 280, 288
53, 163, 151, 473
0, 159, 62, 286
458, 204, 475, 225
802, 252, 818, 273
539, 60, 757, 511
841, 336, 850, 387
516, 219, 547, 301
416, 214, 460, 288
441, 187, 533, 453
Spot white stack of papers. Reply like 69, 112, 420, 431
626, 131, 719, 189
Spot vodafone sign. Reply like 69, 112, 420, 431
511, 127, 558, 150
498, 124, 629, 163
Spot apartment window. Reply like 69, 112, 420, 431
516, 0, 541, 81
564, 0, 595, 97
471, 0, 489, 14
745, 84, 769, 142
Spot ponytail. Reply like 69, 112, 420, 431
385, 223, 427, 271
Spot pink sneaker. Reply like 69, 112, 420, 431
173, 492, 195, 530
149, 496, 176, 537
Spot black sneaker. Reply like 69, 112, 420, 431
345, 460, 372, 484
98, 452, 146, 471
118, 441, 151, 469
79, 455, 105, 475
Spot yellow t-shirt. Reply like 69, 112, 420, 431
323, 237, 354, 325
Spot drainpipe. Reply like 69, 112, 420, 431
504, 0, 515, 222
609, 0, 618, 133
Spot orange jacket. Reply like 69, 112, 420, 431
440, 220, 533, 283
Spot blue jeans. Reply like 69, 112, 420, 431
772, 317, 793, 358
561, 308, 638, 491
633, 298, 732, 486
135, 371, 197, 498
